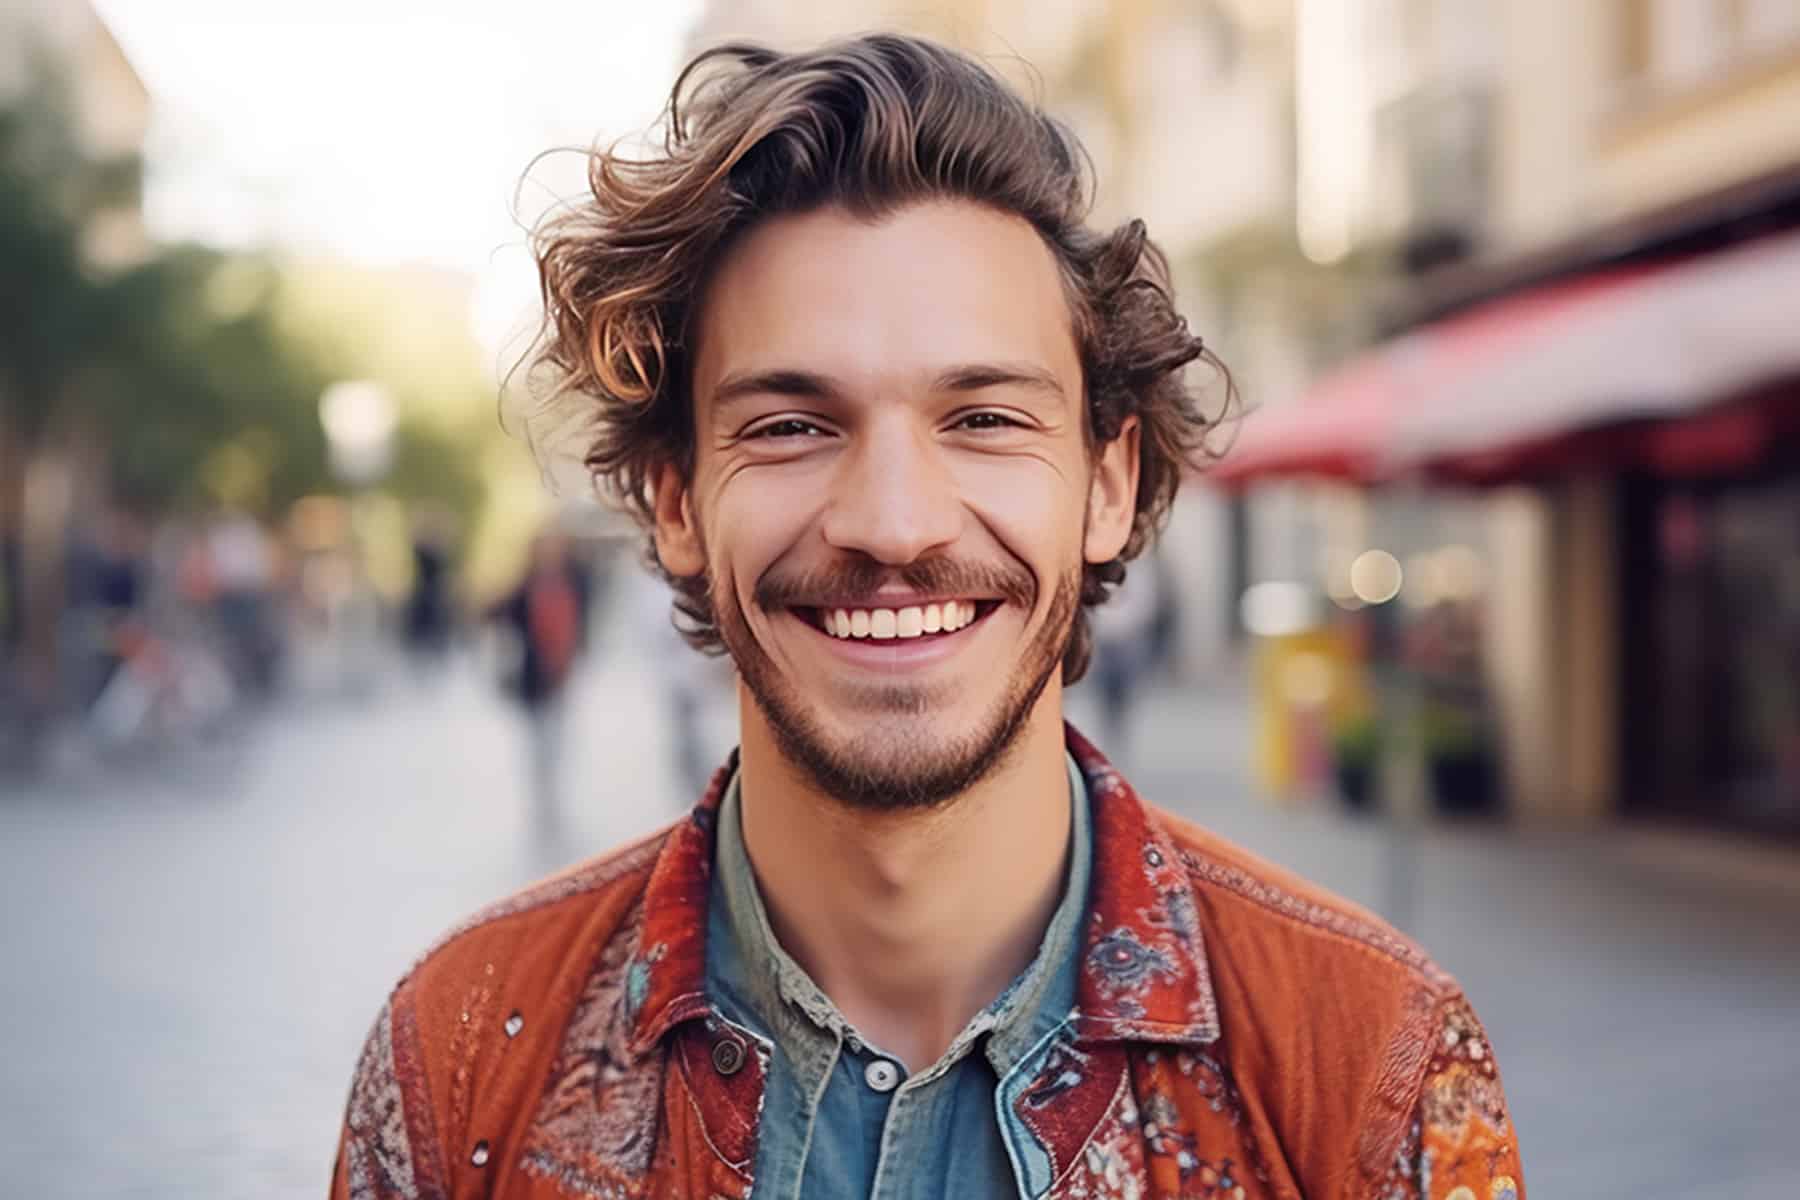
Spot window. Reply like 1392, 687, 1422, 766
1617, 0, 1800, 87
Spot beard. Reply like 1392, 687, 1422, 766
713, 552, 1081, 812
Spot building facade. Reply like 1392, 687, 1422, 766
1239, 0, 1800, 832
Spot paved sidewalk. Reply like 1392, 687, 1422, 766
0, 650, 685, 1200
1108, 679, 1800, 1199
1, 649, 1794, 1197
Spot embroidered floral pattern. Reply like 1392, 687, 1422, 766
1376, 1118, 1427, 1200
1089, 927, 1180, 996
1049, 1073, 1150, 1200
341, 999, 447, 1200
342, 1002, 417, 1200
1372, 996, 1522, 1199
1130, 1046, 1272, 1199
518, 900, 665, 1199
1143, 1048, 1246, 1123
1067, 728, 1224, 1050
1147, 885, 1203, 946
1416, 996, 1518, 1197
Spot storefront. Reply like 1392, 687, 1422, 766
1620, 443, 1800, 835
1214, 208, 1800, 831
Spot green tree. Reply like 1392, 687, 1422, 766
2, 53, 508, 751
0, 56, 341, 743
0, 53, 142, 727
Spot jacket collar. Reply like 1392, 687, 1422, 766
623, 753, 736, 1056
1065, 725, 1220, 1046
624, 725, 1220, 1056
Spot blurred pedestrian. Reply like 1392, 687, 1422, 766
1087, 552, 1167, 760
493, 529, 587, 823
334, 35, 1522, 1200
67, 507, 149, 709
402, 512, 456, 668
204, 510, 281, 696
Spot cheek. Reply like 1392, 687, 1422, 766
954, 458, 1089, 571
708, 468, 825, 586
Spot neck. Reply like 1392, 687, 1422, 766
736, 688, 1073, 1070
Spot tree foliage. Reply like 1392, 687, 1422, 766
0, 55, 136, 446
1, 54, 494, 523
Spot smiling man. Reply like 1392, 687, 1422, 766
333, 34, 1522, 1200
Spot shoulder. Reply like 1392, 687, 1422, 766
336, 825, 674, 1196
405, 823, 670, 999
1149, 807, 1489, 1187
1155, 805, 1453, 999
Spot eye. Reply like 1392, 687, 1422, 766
952, 410, 1025, 432
746, 417, 830, 440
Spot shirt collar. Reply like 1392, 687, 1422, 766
709, 767, 845, 1044
624, 725, 1219, 1057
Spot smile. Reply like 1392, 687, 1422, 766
794, 600, 1000, 641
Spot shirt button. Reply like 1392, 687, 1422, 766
863, 1058, 900, 1093
711, 1037, 747, 1076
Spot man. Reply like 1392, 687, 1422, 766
493, 528, 590, 824
334, 34, 1523, 1200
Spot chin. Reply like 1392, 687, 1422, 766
724, 564, 1082, 811
773, 718, 1022, 811
758, 668, 1056, 812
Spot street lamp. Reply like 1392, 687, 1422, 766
319, 381, 397, 488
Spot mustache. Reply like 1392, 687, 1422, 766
753, 556, 1036, 611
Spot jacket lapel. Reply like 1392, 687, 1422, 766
655, 1017, 769, 1200
998, 729, 1223, 1198
624, 756, 736, 1056
518, 758, 764, 1199
1067, 726, 1220, 1047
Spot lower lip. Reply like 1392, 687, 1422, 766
791, 608, 995, 669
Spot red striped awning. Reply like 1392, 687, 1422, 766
1210, 227, 1800, 487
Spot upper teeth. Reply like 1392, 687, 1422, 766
823, 601, 978, 639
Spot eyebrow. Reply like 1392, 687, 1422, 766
933, 362, 1066, 399
709, 361, 1066, 412
710, 369, 839, 411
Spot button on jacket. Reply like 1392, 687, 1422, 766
333, 726, 1524, 1199
703, 755, 1092, 1197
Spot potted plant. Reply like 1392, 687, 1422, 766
1418, 699, 1497, 817
1331, 712, 1384, 814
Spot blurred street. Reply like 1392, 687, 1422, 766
3, 617, 1797, 1198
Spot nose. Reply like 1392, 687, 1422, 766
820, 418, 962, 565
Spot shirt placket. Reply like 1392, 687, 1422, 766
864, 1012, 994, 1200
864, 1054, 922, 1200
754, 1013, 844, 1200
705, 752, 1096, 1199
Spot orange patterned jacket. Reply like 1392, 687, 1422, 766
333, 726, 1523, 1199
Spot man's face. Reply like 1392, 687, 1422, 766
655, 200, 1138, 809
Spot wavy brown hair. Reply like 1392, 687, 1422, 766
528, 32, 1232, 682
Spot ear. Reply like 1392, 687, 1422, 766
650, 462, 706, 577
1084, 415, 1141, 564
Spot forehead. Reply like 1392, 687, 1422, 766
691, 201, 1080, 398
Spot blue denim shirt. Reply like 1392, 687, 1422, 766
704, 756, 1092, 1200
